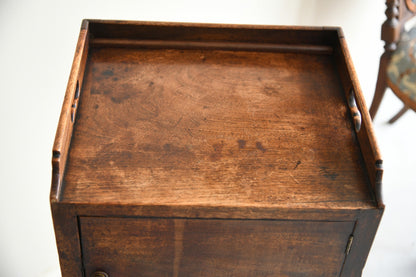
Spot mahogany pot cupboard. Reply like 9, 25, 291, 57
50, 20, 384, 277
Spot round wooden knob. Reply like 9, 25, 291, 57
91, 271, 109, 277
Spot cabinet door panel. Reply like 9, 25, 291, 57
79, 217, 354, 277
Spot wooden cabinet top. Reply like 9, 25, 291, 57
52, 20, 383, 214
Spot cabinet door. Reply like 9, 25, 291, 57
79, 217, 354, 277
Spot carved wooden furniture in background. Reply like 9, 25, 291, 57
369, 0, 416, 123
51, 20, 384, 277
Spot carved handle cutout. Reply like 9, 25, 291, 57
348, 89, 361, 132
71, 81, 80, 123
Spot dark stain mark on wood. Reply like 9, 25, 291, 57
237, 140, 246, 149
294, 160, 301, 170
113, 77, 118, 81
238, 161, 263, 171
94, 104, 99, 109
210, 142, 224, 161
94, 76, 103, 82
90, 89, 100, 95
90, 89, 111, 96
267, 163, 276, 169
213, 143, 223, 152
102, 69, 114, 77
320, 166, 339, 180
149, 81, 154, 87
256, 142, 266, 153
142, 143, 159, 152
163, 143, 172, 152
264, 86, 279, 96
160, 143, 196, 163
120, 151, 133, 160
111, 94, 130, 104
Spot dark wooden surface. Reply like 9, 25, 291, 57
80, 217, 354, 277
62, 46, 374, 209
340, 208, 384, 276
51, 20, 384, 277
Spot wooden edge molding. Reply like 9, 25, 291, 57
335, 31, 384, 208
84, 18, 337, 31
50, 21, 90, 202
90, 38, 334, 54
85, 19, 340, 50
59, 202, 367, 222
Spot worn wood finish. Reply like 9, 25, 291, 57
80, 217, 354, 277
51, 20, 384, 277
62, 47, 374, 209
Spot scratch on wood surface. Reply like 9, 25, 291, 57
288, 172, 300, 185
173, 116, 183, 128
294, 160, 301, 170
186, 127, 193, 137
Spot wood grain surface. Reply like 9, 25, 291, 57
62, 47, 374, 209
80, 217, 355, 277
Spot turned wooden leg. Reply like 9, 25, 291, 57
388, 105, 409, 124
369, 54, 389, 120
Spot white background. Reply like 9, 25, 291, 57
1, 0, 415, 276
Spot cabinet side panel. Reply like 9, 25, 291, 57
51, 204, 83, 277
340, 208, 383, 276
